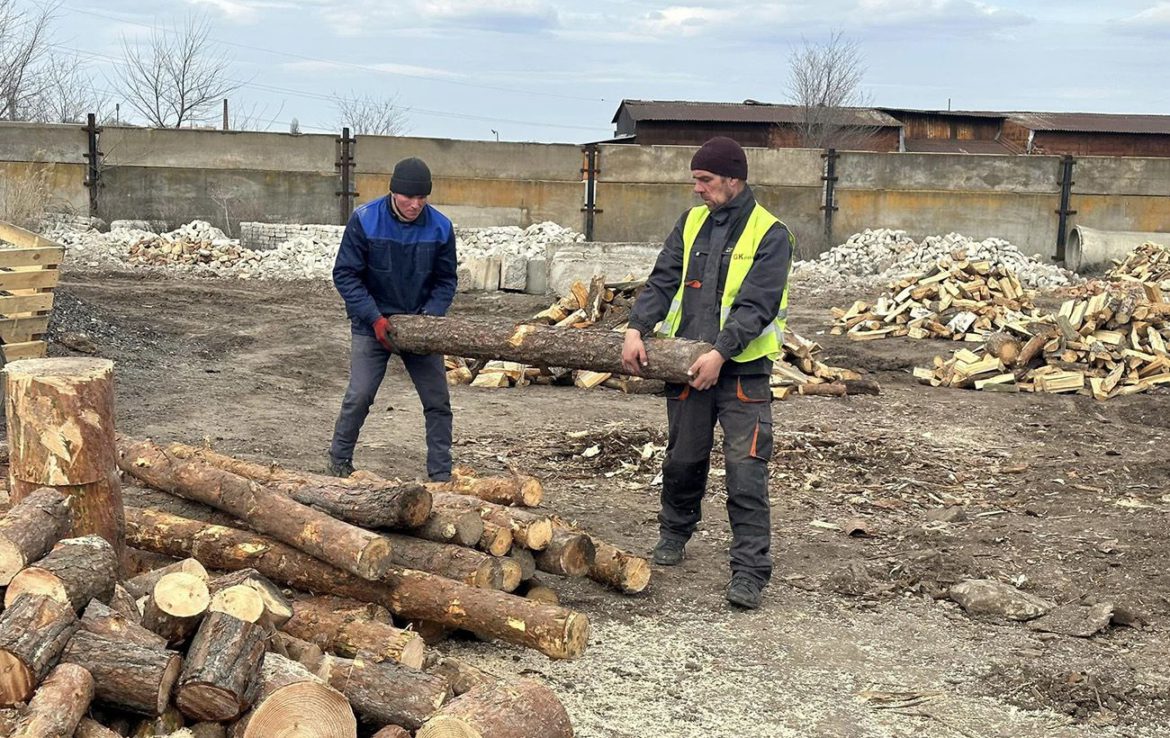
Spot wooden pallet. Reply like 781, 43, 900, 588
0, 220, 64, 360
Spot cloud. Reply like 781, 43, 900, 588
281, 59, 463, 80
1114, 2, 1170, 35
319, 0, 560, 35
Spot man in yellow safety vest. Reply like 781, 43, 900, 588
622, 136, 794, 609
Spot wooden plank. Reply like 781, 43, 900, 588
0, 293, 54, 315
0, 315, 50, 342
0, 269, 60, 291
0, 246, 64, 269
0, 220, 62, 250
0, 340, 47, 360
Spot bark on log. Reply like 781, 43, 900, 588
4, 358, 124, 556
128, 705, 183, 737
124, 557, 209, 600
388, 314, 712, 384
283, 596, 426, 669
140, 571, 211, 646
985, 331, 1023, 367
126, 508, 590, 659
163, 442, 432, 529
60, 629, 181, 716
209, 569, 293, 628
234, 653, 356, 738
498, 558, 522, 593
176, 612, 267, 722
109, 584, 142, 624
118, 439, 395, 580
10, 662, 93, 738
516, 578, 560, 606
79, 599, 167, 650
122, 546, 181, 578
422, 655, 498, 697
462, 503, 554, 552
268, 631, 326, 673
4, 535, 118, 611
316, 653, 450, 731
75, 717, 123, 738
534, 529, 596, 578
382, 533, 501, 588
0, 594, 78, 707
371, 726, 411, 738
547, 518, 650, 594
413, 507, 484, 548
189, 723, 229, 738
428, 470, 543, 508
415, 679, 572, 738
0, 487, 73, 585
508, 547, 536, 582
842, 378, 882, 396
797, 382, 847, 397
476, 519, 513, 557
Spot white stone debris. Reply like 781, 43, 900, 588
793, 229, 1078, 290
455, 221, 584, 264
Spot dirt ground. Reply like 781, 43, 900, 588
43, 269, 1170, 738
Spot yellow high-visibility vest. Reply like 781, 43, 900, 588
657, 203, 792, 362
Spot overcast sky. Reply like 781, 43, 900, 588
39, 0, 1170, 142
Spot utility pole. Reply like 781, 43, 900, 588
223, 99, 229, 131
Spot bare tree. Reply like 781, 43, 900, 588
115, 15, 241, 127
28, 54, 111, 123
334, 92, 409, 136
786, 30, 877, 149
0, 0, 55, 120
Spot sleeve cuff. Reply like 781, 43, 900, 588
627, 321, 651, 337
713, 339, 735, 360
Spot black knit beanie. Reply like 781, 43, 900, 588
390, 157, 432, 197
690, 137, 748, 180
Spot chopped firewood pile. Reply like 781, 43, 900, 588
1107, 241, 1170, 297
831, 255, 1035, 343
0, 357, 650, 737
914, 288, 1170, 399
447, 275, 877, 399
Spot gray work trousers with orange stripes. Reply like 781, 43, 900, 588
659, 372, 774, 585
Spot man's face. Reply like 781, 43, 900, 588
692, 170, 738, 210
393, 192, 427, 221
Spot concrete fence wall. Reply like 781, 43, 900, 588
3, 121, 1170, 260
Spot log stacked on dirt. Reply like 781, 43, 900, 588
422, 655, 499, 697
432, 493, 553, 551
0, 594, 78, 707
174, 612, 267, 722
4, 535, 119, 611
315, 653, 451, 731
282, 596, 426, 669
915, 288, 1170, 399
1107, 241, 1170, 297
533, 528, 595, 578
425, 466, 544, 507
382, 532, 503, 588
416, 679, 573, 738
832, 256, 1035, 343
9, 662, 93, 738
0, 487, 73, 585
233, 653, 356, 738
3, 358, 124, 555
61, 624, 182, 715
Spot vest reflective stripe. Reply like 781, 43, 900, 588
659, 203, 792, 362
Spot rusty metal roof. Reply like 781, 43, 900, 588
614, 99, 902, 128
1007, 112, 1170, 135
878, 107, 1008, 120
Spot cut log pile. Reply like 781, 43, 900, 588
443, 275, 876, 399
0, 357, 611, 737
1107, 241, 1170, 297
914, 288, 1170, 399
831, 255, 1035, 343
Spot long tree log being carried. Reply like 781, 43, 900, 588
118, 439, 395, 581
386, 314, 713, 384
125, 508, 590, 660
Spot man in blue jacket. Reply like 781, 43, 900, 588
328, 157, 459, 482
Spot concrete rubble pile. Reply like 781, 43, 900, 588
455, 222, 585, 293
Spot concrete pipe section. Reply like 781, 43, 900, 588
1067, 225, 1170, 273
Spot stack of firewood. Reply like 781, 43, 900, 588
832, 256, 1035, 342
914, 288, 1170, 399
1107, 241, 1170, 297
446, 275, 876, 398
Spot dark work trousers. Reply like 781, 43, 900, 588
329, 333, 453, 481
660, 372, 774, 585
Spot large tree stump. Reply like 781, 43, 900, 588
387, 314, 711, 383
0, 594, 78, 707
126, 508, 591, 660
4, 535, 118, 611
415, 679, 572, 738
316, 653, 450, 731
79, 600, 167, 650
0, 487, 73, 585
162, 442, 432, 528
282, 596, 425, 669
175, 612, 268, 722
3, 358, 123, 555
118, 439, 395, 580
234, 653, 356, 738
426, 468, 543, 508
10, 662, 94, 738
123, 557, 209, 600
413, 507, 485, 548
60, 628, 180, 716
534, 529, 596, 578
140, 570, 211, 646
383, 533, 501, 588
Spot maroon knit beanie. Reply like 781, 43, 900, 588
690, 137, 748, 180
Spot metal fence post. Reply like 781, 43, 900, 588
83, 113, 103, 217
336, 127, 356, 225
1055, 155, 1077, 264
821, 148, 839, 250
